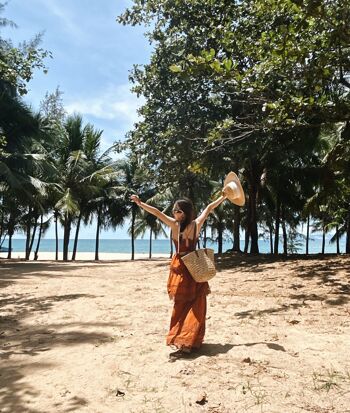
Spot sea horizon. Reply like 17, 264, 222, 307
0, 236, 346, 255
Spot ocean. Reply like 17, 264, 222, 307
1, 236, 346, 255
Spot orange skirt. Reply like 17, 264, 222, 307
166, 254, 209, 349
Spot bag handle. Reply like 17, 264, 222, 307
191, 221, 197, 251
177, 222, 180, 254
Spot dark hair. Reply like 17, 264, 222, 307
173, 198, 195, 232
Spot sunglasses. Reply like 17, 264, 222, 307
172, 209, 184, 214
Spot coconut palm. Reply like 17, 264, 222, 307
143, 188, 175, 256
0, 93, 55, 259
117, 156, 157, 260
74, 127, 128, 261
54, 114, 86, 260
133, 209, 168, 258
87, 186, 126, 261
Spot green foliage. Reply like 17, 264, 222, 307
0, 3, 50, 95
118, 0, 350, 254
2, 1, 350, 258
120, 0, 350, 151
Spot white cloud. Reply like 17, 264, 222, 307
36, 0, 85, 40
65, 84, 144, 127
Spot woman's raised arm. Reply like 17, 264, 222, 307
130, 195, 176, 228
195, 194, 227, 233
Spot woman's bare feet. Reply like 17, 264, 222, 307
168, 345, 192, 361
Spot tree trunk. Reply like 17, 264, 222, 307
72, 212, 82, 261
249, 184, 259, 254
244, 227, 250, 253
269, 226, 273, 254
25, 207, 32, 260
131, 205, 136, 260
28, 214, 39, 259
0, 208, 4, 243
321, 224, 326, 254
6, 214, 15, 259
274, 197, 281, 255
95, 208, 101, 261
232, 205, 241, 252
203, 222, 207, 248
282, 221, 288, 255
34, 215, 43, 260
306, 215, 310, 255
218, 223, 223, 254
55, 210, 59, 260
346, 210, 350, 254
63, 215, 71, 261
335, 225, 340, 255
7, 233, 13, 259
244, 194, 251, 253
149, 228, 152, 259
281, 205, 287, 255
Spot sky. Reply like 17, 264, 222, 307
2, 0, 153, 239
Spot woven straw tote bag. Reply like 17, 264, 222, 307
181, 247, 216, 282
178, 222, 216, 283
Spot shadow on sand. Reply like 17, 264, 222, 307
0, 261, 118, 413
217, 253, 350, 308
169, 340, 286, 362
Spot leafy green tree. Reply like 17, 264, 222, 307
119, 0, 350, 258
0, 2, 50, 96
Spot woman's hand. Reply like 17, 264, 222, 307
221, 189, 228, 199
130, 194, 141, 206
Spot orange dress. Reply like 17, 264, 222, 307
166, 234, 210, 349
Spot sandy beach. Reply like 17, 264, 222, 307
1, 254, 349, 413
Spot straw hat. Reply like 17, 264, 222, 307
223, 172, 245, 206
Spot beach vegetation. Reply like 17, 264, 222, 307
118, 0, 350, 255
1, 1, 350, 259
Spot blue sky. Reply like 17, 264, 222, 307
3, 0, 153, 238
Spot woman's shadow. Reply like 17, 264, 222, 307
169, 343, 234, 362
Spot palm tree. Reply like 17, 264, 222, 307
75, 126, 128, 261
133, 210, 168, 258
117, 156, 155, 260
54, 114, 86, 260
89, 186, 127, 261
70, 125, 104, 260
0, 94, 54, 259
206, 203, 229, 254
0, 191, 25, 258
144, 188, 175, 256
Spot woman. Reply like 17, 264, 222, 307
130, 192, 227, 355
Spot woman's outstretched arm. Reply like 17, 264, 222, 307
195, 194, 227, 233
130, 195, 176, 228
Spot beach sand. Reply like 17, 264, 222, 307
0, 254, 349, 412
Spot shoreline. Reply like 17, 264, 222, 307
1, 250, 347, 262
0, 251, 170, 261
